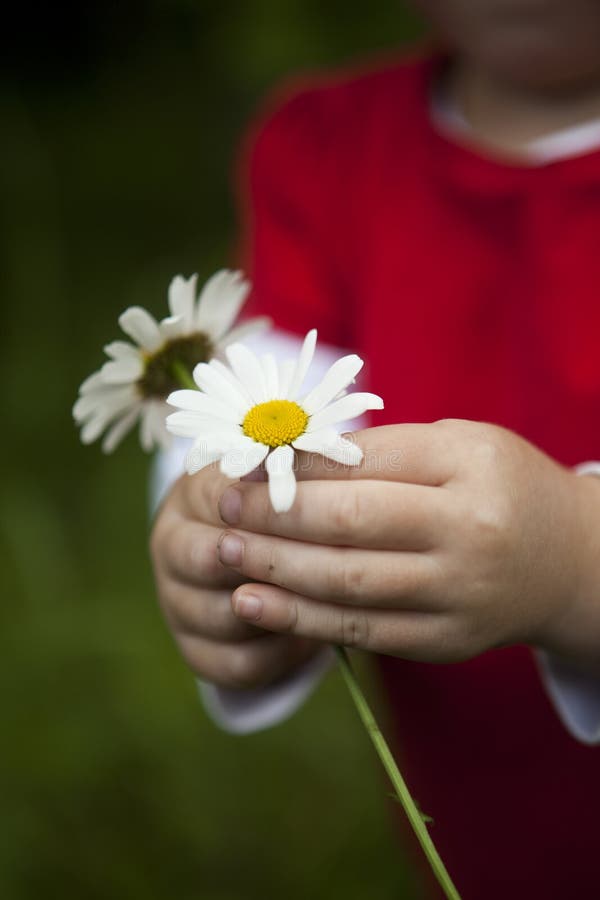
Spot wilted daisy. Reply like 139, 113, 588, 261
166, 329, 384, 512
73, 269, 267, 453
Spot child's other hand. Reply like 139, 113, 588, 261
218, 421, 600, 670
150, 468, 319, 689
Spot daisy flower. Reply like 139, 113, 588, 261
165, 329, 384, 512
73, 269, 267, 453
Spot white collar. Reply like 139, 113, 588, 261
431, 87, 600, 165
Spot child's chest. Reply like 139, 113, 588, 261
345, 165, 600, 462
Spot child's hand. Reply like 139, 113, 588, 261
150, 469, 319, 689
217, 421, 600, 670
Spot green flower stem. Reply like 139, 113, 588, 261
335, 646, 461, 900
171, 358, 458, 896
172, 360, 197, 390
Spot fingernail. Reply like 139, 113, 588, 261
234, 591, 262, 620
219, 486, 242, 525
218, 533, 244, 567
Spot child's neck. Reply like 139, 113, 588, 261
447, 59, 600, 155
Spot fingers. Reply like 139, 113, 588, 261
294, 423, 457, 486
231, 583, 456, 662
152, 466, 324, 692
219, 479, 453, 550
158, 517, 242, 589
152, 507, 256, 640
217, 529, 441, 610
176, 630, 321, 688
160, 583, 261, 642
176, 462, 239, 527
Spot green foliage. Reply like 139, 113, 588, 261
0, 3, 426, 897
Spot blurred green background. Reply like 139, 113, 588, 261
1, 3, 427, 898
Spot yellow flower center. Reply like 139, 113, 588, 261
242, 400, 309, 448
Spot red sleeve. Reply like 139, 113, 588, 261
235, 84, 352, 346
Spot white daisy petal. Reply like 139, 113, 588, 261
294, 429, 363, 466
185, 428, 252, 475
101, 357, 143, 384
260, 353, 279, 398
73, 385, 136, 422
79, 370, 106, 395
159, 314, 186, 342
138, 403, 170, 452
81, 414, 112, 445
301, 355, 364, 415
195, 269, 251, 340
265, 445, 297, 512
103, 341, 140, 361
215, 316, 270, 350
119, 306, 163, 351
220, 440, 269, 479
139, 406, 155, 452
80, 397, 133, 443
101, 406, 141, 454
308, 392, 384, 432
149, 402, 171, 451
320, 437, 363, 466
185, 442, 223, 475
278, 359, 297, 400
332, 388, 348, 401
168, 274, 197, 331
192, 362, 250, 415
165, 410, 207, 438
166, 410, 242, 440
208, 359, 255, 407
291, 427, 340, 454
73, 393, 101, 421
287, 329, 317, 399
225, 343, 267, 404
201, 429, 246, 451
166, 389, 240, 424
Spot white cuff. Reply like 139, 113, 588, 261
198, 647, 335, 734
574, 460, 600, 479
149, 435, 191, 516
535, 649, 600, 745
534, 460, 600, 745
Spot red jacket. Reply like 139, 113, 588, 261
240, 52, 600, 899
